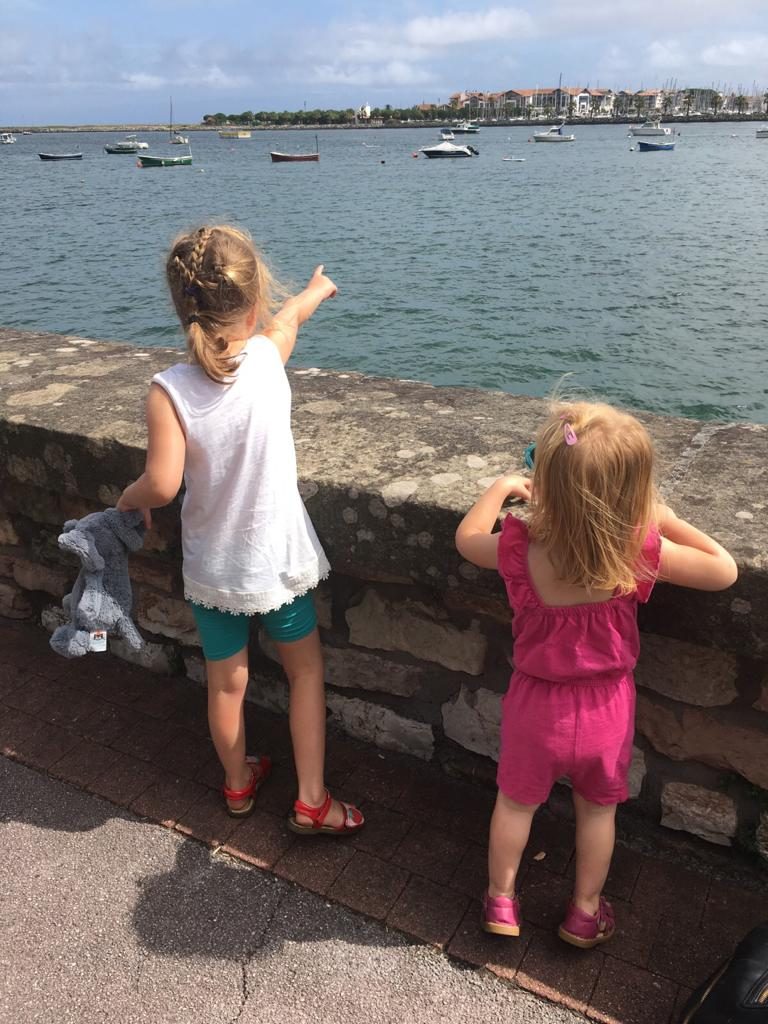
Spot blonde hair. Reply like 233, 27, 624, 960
166, 225, 286, 383
528, 401, 657, 595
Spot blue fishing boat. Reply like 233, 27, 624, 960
637, 140, 675, 152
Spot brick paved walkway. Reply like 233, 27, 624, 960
2, 618, 766, 1024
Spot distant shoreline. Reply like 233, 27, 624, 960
3, 115, 766, 133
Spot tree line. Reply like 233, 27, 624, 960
202, 107, 445, 126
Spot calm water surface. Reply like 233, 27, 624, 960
2, 124, 767, 421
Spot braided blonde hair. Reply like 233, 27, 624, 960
166, 225, 286, 383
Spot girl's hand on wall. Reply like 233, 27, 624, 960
496, 475, 532, 502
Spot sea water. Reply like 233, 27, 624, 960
2, 123, 766, 422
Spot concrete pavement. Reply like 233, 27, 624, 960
0, 757, 585, 1024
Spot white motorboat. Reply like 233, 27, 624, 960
440, 128, 455, 140
419, 141, 479, 158
533, 123, 575, 143
452, 120, 480, 134
629, 119, 672, 137
756, 127, 768, 139
104, 134, 149, 154
0, 132, 16, 144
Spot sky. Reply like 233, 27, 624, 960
2, 0, 767, 124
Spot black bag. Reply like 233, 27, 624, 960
680, 923, 768, 1022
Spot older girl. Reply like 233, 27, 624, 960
118, 225, 363, 835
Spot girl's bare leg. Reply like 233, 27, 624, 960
206, 645, 252, 807
275, 627, 345, 829
572, 792, 617, 914
488, 792, 538, 897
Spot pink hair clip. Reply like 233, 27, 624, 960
563, 422, 578, 446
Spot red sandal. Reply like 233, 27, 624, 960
222, 754, 272, 818
287, 789, 364, 836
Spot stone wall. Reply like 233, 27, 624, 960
2, 327, 767, 860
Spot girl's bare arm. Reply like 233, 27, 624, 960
657, 505, 737, 591
265, 265, 337, 363
116, 384, 186, 526
455, 475, 532, 569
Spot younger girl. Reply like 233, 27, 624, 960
455, 401, 736, 947
118, 225, 363, 835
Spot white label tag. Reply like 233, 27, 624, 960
89, 629, 108, 652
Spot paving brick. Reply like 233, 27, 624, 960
587, 955, 678, 1024
349, 801, 412, 861
328, 850, 410, 919
42, 688, 98, 731
447, 842, 489, 900
111, 715, 180, 761
524, 812, 575, 876
602, 844, 646, 902
13, 719, 80, 769
168, 696, 210, 737
516, 925, 604, 1014
174, 789, 243, 846
4, 673, 63, 717
447, 903, 531, 979
222, 809, 296, 870
18, 651, 73, 682
129, 773, 208, 827
272, 837, 355, 896
48, 739, 119, 788
390, 822, 469, 886
519, 863, 574, 931
672, 985, 695, 1024
338, 756, 415, 809
647, 920, 729, 989
0, 663, 23, 699
194, 753, 225, 791
88, 752, 161, 806
703, 880, 768, 945
386, 875, 468, 949
0, 706, 44, 760
78, 701, 148, 747
255, 762, 297, 817
141, 678, 192, 720
600, 896, 658, 970
151, 729, 213, 779
632, 860, 709, 929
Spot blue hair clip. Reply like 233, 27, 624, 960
523, 442, 536, 470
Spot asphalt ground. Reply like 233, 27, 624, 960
0, 757, 586, 1024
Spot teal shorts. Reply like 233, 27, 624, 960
189, 591, 317, 662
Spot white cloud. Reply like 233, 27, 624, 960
312, 61, 435, 87
404, 7, 536, 47
701, 36, 768, 66
646, 39, 687, 69
123, 72, 166, 89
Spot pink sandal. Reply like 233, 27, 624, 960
558, 897, 615, 948
222, 754, 272, 818
287, 789, 364, 836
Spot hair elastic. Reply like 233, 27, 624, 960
187, 313, 200, 326
563, 422, 578, 446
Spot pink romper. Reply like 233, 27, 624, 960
496, 515, 660, 806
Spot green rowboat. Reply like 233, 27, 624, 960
137, 153, 192, 168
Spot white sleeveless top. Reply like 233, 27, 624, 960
153, 336, 330, 615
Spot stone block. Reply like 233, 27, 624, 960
326, 693, 434, 760
637, 693, 768, 790
324, 645, 424, 697
0, 509, 19, 545
0, 554, 14, 578
0, 579, 33, 619
315, 584, 332, 631
137, 592, 199, 645
246, 671, 289, 715
636, 634, 738, 707
346, 590, 486, 676
754, 675, 768, 714
660, 781, 737, 846
627, 745, 646, 800
110, 635, 176, 674
12, 558, 70, 598
183, 652, 206, 685
756, 810, 768, 863
128, 557, 179, 594
442, 685, 502, 761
